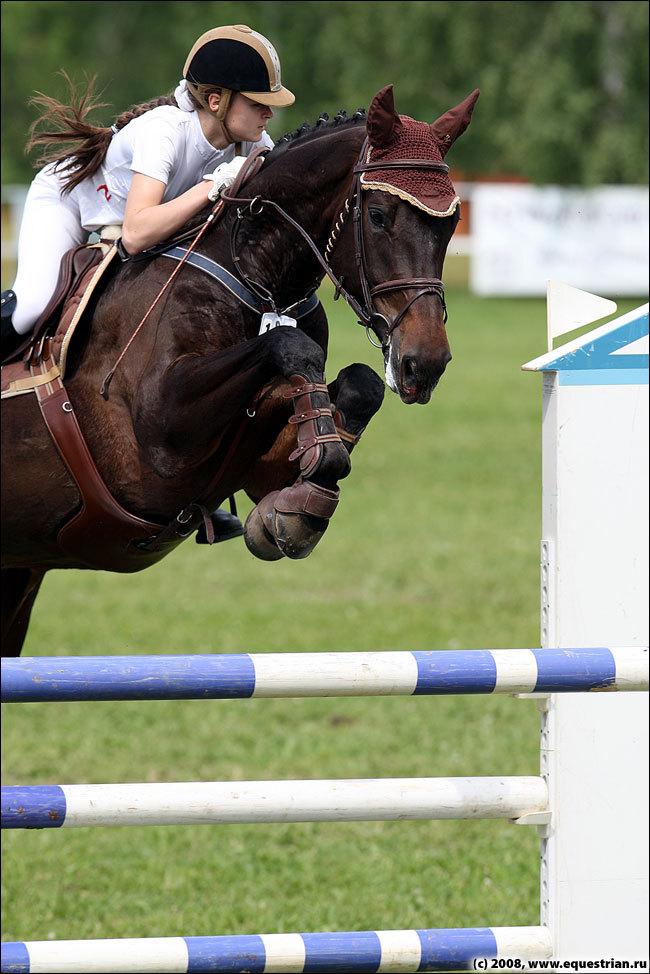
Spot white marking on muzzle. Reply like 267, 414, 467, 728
384, 349, 400, 394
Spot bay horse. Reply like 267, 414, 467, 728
1, 85, 478, 657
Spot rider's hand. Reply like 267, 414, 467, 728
203, 157, 247, 201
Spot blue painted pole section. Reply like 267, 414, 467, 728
531, 648, 616, 691
301, 931, 382, 973
413, 651, 497, 694
1, 655, 257, 702
0, 942, 29, 973
418, 928, 497, 970
185, 935, 266, 973
1, 786, 66, 829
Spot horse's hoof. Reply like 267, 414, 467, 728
271, 481, 340, 560
272, 510, 329, 559
243, 492, 285, 561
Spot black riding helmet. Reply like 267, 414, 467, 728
184, 24, 294, 111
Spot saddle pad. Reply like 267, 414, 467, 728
1, 242, 118, 400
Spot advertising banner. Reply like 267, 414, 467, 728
470, 185, 649, 297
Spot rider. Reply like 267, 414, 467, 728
1, 24, 294, 543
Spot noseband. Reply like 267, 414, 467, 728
224, 138, 451, 351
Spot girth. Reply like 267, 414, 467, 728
35, 377, 175, 572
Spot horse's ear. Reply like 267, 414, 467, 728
367, 85, 403, 147
430, 89, 480, 157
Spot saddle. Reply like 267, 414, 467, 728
1, 234, 119, 386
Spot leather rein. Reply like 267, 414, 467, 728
223, 137, 450, 351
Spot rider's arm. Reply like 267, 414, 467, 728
121, 173, 212, 255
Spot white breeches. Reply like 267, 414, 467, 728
11, 169, 87, 334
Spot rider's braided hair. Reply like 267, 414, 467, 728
25, 72, 200, 195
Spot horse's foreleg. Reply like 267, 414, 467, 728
1, 568, 45, 657
260, 364, 385, 560
243, 373, 348, 561
328, 363, 385, 454
256, 366, 386, 559
268, 328, 352, 490
242, 326, 363, 560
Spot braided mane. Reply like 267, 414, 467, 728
269, 108, 367, 158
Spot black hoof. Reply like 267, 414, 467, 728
196, 508, 244, 544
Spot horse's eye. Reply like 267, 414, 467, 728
368, 208, 387, 229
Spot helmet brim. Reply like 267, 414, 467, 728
240, 85, 295, 107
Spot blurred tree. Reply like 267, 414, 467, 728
1, 0, 647, 185
488, 0, 650, 184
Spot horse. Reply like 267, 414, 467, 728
1, 84, 479, 657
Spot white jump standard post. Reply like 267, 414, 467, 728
523, 285, 649, 960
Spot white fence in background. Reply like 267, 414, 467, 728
470, 184, 649, 297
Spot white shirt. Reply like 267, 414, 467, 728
68, 105, 273, 231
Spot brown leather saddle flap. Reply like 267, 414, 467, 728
35, 245, 103, 337
2, 243, 119, 396
2, 244, 113, 370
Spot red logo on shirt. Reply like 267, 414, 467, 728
97, 184, 112, 201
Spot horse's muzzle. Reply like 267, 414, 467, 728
392, 348, 452, 404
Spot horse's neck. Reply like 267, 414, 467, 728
241, 129, 364, 298
271, 129, 363, 233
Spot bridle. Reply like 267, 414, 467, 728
347, 140, 449, 349
224, 138, 451, 351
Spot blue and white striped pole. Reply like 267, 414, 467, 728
1, 926, 553, 973
2, 648, 647, 702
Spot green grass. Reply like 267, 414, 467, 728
1, 289, 640, 946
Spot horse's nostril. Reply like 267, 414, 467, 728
404, 358, 418, 383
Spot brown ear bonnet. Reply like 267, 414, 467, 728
362, 85, 480, 217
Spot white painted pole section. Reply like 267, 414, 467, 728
21, 938, 189, 974
57, 777, 548, 827
251, 651, 419, 696
492, 926, 553, 960
374, 931, 422, 973
260, 933, 306, 974
490, 649, 539, 693
610, 647, 650, 690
